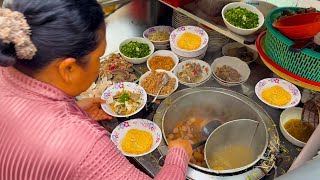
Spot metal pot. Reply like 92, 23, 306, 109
162, 89, 268, 173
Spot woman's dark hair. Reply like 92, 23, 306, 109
0, 0, 105, 74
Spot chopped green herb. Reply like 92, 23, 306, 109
120, 41, 151, 58
225, 7, 259, 29
117, 92, 131, 103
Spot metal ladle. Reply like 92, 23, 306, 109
158, 120, 221, 166
152, 73, 169, 103
146, 73, 169, 111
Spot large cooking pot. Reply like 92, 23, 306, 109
162, 89, 268, 173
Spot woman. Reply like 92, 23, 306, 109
0, 0, 192, 179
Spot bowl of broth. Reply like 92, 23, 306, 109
280, 107, 315, 147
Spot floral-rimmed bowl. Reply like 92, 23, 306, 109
174, 59, 212, 88
101, 82, 147, 118
143, 26, 175, 45
111, 119, 162, 157
170, 26, 209, 58
255, 78, 301, 109
139, 70, 179, 100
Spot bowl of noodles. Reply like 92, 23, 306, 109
143, 26, 174, 46
170, 26, 209, 58
101, 82, 147, 118
111, 119, 162, 157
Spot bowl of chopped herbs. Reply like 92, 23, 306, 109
119, 37, 155, 64
222, 2, 264, 35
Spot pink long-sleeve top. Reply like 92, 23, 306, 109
0, 67, 189, 180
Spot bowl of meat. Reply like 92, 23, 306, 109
139, 70, 179, 99
174, 59, 212, 87
101, 82, 147, 118
211, 56, 251, 87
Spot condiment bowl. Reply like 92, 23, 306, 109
111, 119, 162, 157
174, 59, 212, 88
147, 50, 179, 72
139, 70, 179, 99
143, 26, 175, 45
222, 2, 264, 35
280, 107, 306, 147
170, 26, 209, 58
211, 56, 251, 86
222, 42, 258, 64
255, 78, 301, 109
100, 82, 147, 118
119, 37, 155, 64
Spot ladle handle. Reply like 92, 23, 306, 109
191, 140, 206, 150
157, 145, 169, 167
158, 141, 205, 167
289, 38, 313, 53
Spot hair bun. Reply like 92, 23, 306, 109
0, 8, 37, 60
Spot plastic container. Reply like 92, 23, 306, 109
272, 12, 320, 40
265, 7, 320, 82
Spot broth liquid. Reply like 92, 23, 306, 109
208, 144, 255, 170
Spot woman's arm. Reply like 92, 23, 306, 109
71, 134, 189, 180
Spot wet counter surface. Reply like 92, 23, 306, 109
100, 2, 302, 179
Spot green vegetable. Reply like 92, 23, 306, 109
225, 7, 259, 29
120, 41, 151, 58
118, 92, 131, 103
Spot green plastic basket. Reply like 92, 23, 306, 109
265, 7, 320, 82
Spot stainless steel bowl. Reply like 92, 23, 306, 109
161, 89, 268, 173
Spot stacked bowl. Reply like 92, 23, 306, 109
199, 23, 229, 52
172, 10, 198, 28
170, 26, 209, 61
211, 56, 251, 87
143, 26, 174, 50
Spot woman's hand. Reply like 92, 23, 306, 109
76, 98, 113, 121
168, 138, 192, 161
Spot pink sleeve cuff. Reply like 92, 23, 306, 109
164, 148, 189, 173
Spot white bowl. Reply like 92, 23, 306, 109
222, 2, 264, 35
154, 43, 170, 50
255, 78, 301, 109
147, 50, 179, 72
222, 42, 258, 64
170, 26, 209, 58
211, 56, 251, 84
143, 26, 174, 45
139, 70, 179, 99
212, 75, 241, 87
119, 37, 155, 64
111, 119, 162, 157
100, 82, 147, 118
174, 59, 212, 87
280, 107, 306, 147
177, 52, 206, 61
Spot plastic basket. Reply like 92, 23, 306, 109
265, 7, 320, 82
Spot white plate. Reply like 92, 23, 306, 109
111, 119, 162, 157
255, 78, 301, 109
101, 82, 147, 117
174, 59, 212, 87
